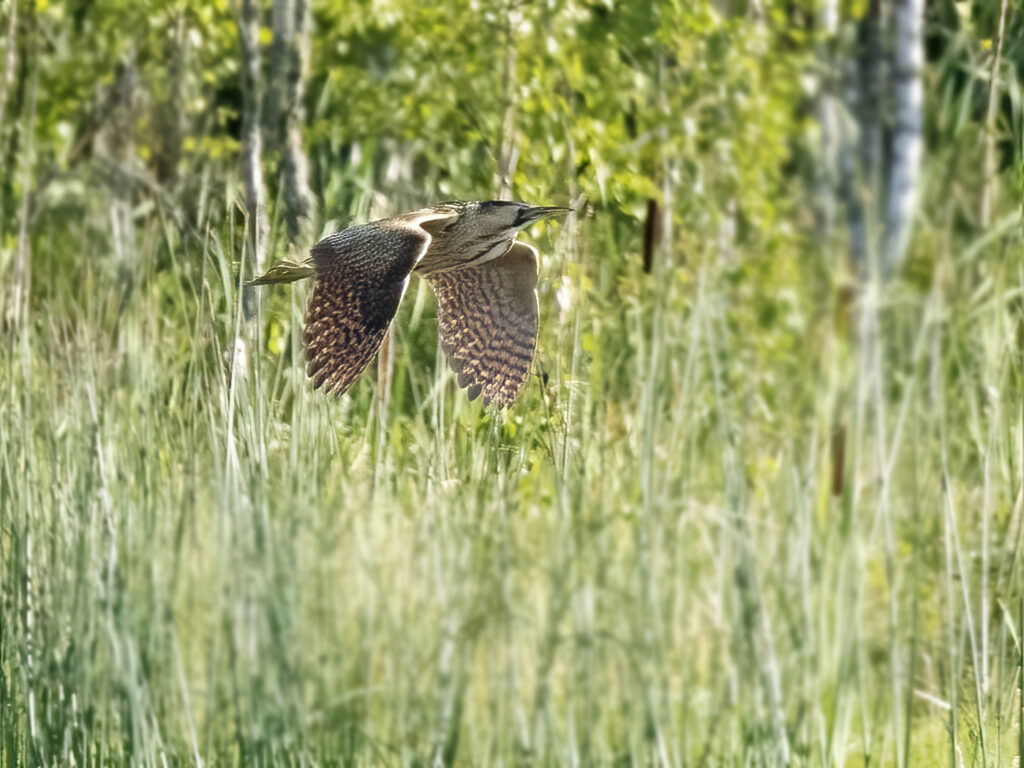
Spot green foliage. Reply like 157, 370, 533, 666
1, 0, 1024, 765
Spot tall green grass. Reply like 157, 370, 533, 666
2, 157, 1024, 767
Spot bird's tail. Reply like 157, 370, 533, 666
245, 259, 316, 286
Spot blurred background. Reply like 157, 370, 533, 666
1, 0, 1023, 764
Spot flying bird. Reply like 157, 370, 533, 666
248, 201, 569, 407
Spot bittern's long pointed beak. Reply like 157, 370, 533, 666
516, 205, 572, 227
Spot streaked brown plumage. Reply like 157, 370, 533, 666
428, 241, 539, 405
248, 201, 568, 407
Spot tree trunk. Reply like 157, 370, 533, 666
276, 0, 315, 246
266, 0, 291, 145
155, 10, 189, 189
812, 0, 839, 241
840, 0, 884, 273
0, 0, 21, 223
838, 49, 866, 271
0, 0, 16, 137
7, 3, 35, 331
496, 1, 520, 201
880, 0, 923, 276
979, 0, 1008, 229
238, 0, 268, 317
858, 0, 884, 197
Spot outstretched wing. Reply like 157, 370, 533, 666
427, 241, 539, 407
304, 211, 453, 396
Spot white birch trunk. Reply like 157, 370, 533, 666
859, 0, 884, 196
279, 0, 314, 245
267, 0, 294, 142
238, 0, 268, 317
496, 3, 520, 201
813, 0, 839, 240
979, 0, 1008, 229
6, 3, 34, 332
880, 0, 923, 276
838, 50, 866, 269
0, 0, 17, 138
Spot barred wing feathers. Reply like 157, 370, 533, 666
427, 241, 539, 407
304, 211, 453, 396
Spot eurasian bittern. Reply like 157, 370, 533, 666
248, 201, 569, 407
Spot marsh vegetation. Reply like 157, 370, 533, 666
1, 0, 1022, 764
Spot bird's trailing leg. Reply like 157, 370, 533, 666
245, 258, 315, 286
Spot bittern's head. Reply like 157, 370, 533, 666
488, 200, 570, 228
436, 200, 569, 237
417, 200, 570, 274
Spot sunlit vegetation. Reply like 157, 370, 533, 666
1, 0, 1022, 764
